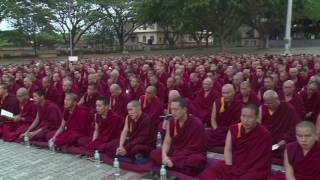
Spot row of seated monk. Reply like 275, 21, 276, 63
0, 84, 319, 180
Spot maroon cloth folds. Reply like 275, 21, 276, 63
200, 124, 272, 180
193, 89, 219, 124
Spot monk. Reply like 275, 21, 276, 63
49, 93, 92, 149
281, 80, 305, 119
105, 101, 155, 161
270, 121, 320, 180
199, 104, 272, 180
41, 76, 60, 106
193, 78, 219, 124
78, 84, 99, 114
259, 90, 299, 158
128, 76, 145, 101
109, 84, 129, 118
66, 97, 122, 156
149, 75, 166, 102
23, 77, 38, 98
20, 89, 62, 143
0, 84, 20, 120
236, 81, 260, 106
205, 84, 242, 151
2, 88, 37, 142
300, 82, 320, 123
150, 97, 206, 177
139, 86, 163, 127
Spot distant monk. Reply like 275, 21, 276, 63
20, 89, 62, 143
281, 80, 305, 119
70, 97, 122, 156
193, 78, 219, 124
236, 81, 260, 106
259, 90, 299, 157
128, 76, 145, 101
41, 76, 60, 106
23, 77, 38, 98
49, 93, 91, 149
200, 104, 272, 180
205, 84, 242, 151
150, 97, 206, 177
105, 101, 155, 161
2, 88, 37, 142
139, 86, 163, 127
270, 121, 320, 180
78, 84, 99, 114
109, 83, 129, 118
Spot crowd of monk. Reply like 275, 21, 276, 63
0, 54, 320, 179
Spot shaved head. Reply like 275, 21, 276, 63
263, 90, 279, 100
222, 84, 235, 102
168, 90, 181, 101
296, 121, 317, 151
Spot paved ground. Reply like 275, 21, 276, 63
0, 139, 283, 180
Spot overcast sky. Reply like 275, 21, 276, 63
0, 20, 13, 30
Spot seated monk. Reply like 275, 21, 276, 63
150, 97, 206, 177
259, 90, 300, 158
199, 104, 272, 180
41, 76, 60, 106
139, 86, 163, 128
236, 81, 260, 106
105, 100, 155, 161
0, 83, 20, 136
20, 89, 62, 143
128, 76, 145, 101
2, 88, 37, 142
205, 84, 242, 151
78, 83, 99, 114
193, 78, 219, 124
109, 83, 129, 119
49, 93, 92, 149
69, 96, 122, 156
270, 121, 320, 180
281, 80, 305, 119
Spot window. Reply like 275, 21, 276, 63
143, 36, 147, 43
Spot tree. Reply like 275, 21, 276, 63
98, 0, 141, 52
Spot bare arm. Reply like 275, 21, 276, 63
162, 122, 172, 158
77, 96, 85, 105
92, 122, 99, 141
284, 149, 296, 180
224, 130, 232, 165
258, 106, 262, 123
119, 116, 129, 148
25, 113, 40, 133
52, 120, 66, 140
210, 102, 217, 129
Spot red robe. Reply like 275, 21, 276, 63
110, 93, 129, 118
151, 115, 206, 177
128, 84, 145, 101
279, 93, 306, 119
44, 85, 61, 106
54, 106, 92, 148
105, 113, 155, 160
2, 100, 37, 142
200, 123, 272, 180
140, 95, 164, 127
299, 90, 320, 123
0, 94, 20, 122
205, 98, 242, 151
261, 102, 299, 145
80, 93, 99, 114
193, 89, 219, 124
271, 142, 320, 180
30, 100, 62, 142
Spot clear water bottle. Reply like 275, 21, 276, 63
113, 157, 120, 176
48, 139, 55, 153
160, 165, 167, 180
94, 150, 101, 167
156, 132, 162, 148
24, 134, 30, 148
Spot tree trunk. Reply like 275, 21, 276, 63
219, 36, 227, 52
259, 33, 269, 49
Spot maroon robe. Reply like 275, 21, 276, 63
110, 93, 129, 118
54, 106, 92, 148
261, 102, 299, 145
80, 93, 99, 114
193, 89, 219, 124
44, 85, 61, 106
0, 94, 20, 122
200, 123, 272, 180
105, 113, 155, 160
235, 91, 260, 106
279, 93, 306, 119
300, 90, 320, 123
128, 84, 145, 101
271, 142, 320, 180
187, 81, 201, 99
30, 100, 62, 142
150, 115, 206, 177
2, 100, 37, 142
140, 95, 164, 127
205, 98, 242, 151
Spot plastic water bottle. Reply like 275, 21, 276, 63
94, 150, 101, 167
156, 132, 162, 148
24, 134, 30, 148
48, 140, 55, 153
160, 165, 167, 180
113, 157, 120, 176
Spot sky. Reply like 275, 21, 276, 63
0, 20, 13, 31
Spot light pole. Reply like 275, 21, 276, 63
68, 0, 77, 57
284, 0, 293, 55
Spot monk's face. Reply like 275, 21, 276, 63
202, 79, 212, 92
170, 102, 186, 121
241, 108, 257, 132
283, 83, 295, 96
127, 105, 141, 120
264, 78, 274, 89
87, 86, 97, 96
296, 127, 317, 151
240, 84, 250, 97
222, 87, 234, 102
263, 96, 279, 111
64, 95, 76, 110
33, 93, 43, 105
96, 100, 108, 115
